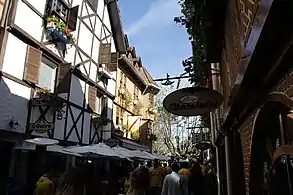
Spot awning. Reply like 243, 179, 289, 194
113, 135, 150, 152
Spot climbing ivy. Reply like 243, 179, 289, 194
174, 0, 211, 127
174, 0, 209, 87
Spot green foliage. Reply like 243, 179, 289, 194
37, 87, 51, 94
174, 0, 209, 87
118, 87, 132, 110
47, 15, 76, 44
131, 131, 140, 140
133, 100, 143, 115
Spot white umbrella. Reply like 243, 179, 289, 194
14, 142, 82, 157
152, 154, 170, 161
112, 146, 135, 158
141, 151, 156, 160
24, 138, 59, 146
129, 150, 154, 160
65, 143, 120, 158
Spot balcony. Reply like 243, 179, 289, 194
98, 64, 112, 79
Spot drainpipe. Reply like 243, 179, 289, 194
211, 63, 222, 195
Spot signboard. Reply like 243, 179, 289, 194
29, 119, 54, 134
163, 87, 223, 116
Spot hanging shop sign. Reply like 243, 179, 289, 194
163, 87, 223, 116
29, 119, 54, 134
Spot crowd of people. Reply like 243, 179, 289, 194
125, 159, 217, 195
32, 158, 217, 195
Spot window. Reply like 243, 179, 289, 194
134, 85, 139, 100
95, 91, 103, 114
38, 57, 57, 92
45, 0, 79, 31
124, 74, 127, 87
120, 72, 127, 88
149, 94, 154, 105
120, 72, 124, 85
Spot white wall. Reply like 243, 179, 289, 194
69, 75, 85, 106
0, 77, 31, 133
83, 112, 91, 144
66, 106, 83, 142
54, 105, 67, 140
14, 0, 43, 42
107, 78, 116, 96
2, 33, 27, 80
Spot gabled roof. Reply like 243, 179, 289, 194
140, 67, 160, 95
140, 67, 158, 87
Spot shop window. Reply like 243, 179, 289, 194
38, 57, 57, 92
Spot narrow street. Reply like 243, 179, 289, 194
0, 0, 293, 194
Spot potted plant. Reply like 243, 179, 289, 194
33, 88, 51, 100
148, 104, 158, 115
118, 87, 132, 109
131, 131, 140, 140
46, 15, 75, 44
133, 100, 143, 115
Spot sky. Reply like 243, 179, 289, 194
118, 0, 192, 80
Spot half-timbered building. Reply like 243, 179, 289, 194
111, 35, 160, 151
0, 0, 124, 183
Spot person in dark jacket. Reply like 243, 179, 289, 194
188, 162, 204, 195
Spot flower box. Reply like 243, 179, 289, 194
45, 15, 75, 45
46, 26, 70, 44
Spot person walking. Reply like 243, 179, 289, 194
188, 162, 204, 195
35, 162, 59, 195
148, 159, 165, 195
161, 163, 188, 195
165, 160, 172, 175
54, 167, 85, 195
178, 161, 191, 181
127, 167, 149, 195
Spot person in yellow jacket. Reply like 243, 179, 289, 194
35, 162, 59, 195
149, 159, 165, 195
124, 172, 131, 194
178, 161, 191, 181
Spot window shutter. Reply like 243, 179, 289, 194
0, 0, 5, 23
57, 63, 71, 93
68, 5, 79, 31
99, 43, 111, 64
100, 96, 108, 118
23, 46, 42, 84
107, 52, 118, 71
88, 85, 96, 111
87, 0, 98, 12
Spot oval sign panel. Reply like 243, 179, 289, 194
163, 87, 223, 116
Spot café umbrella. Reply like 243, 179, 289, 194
112, 146, 136, 158
65, 143, 121, 158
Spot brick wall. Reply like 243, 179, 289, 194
238, 111, 257, 194
219, 0, 261, 194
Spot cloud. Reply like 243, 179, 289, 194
125, 0, 181, 36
